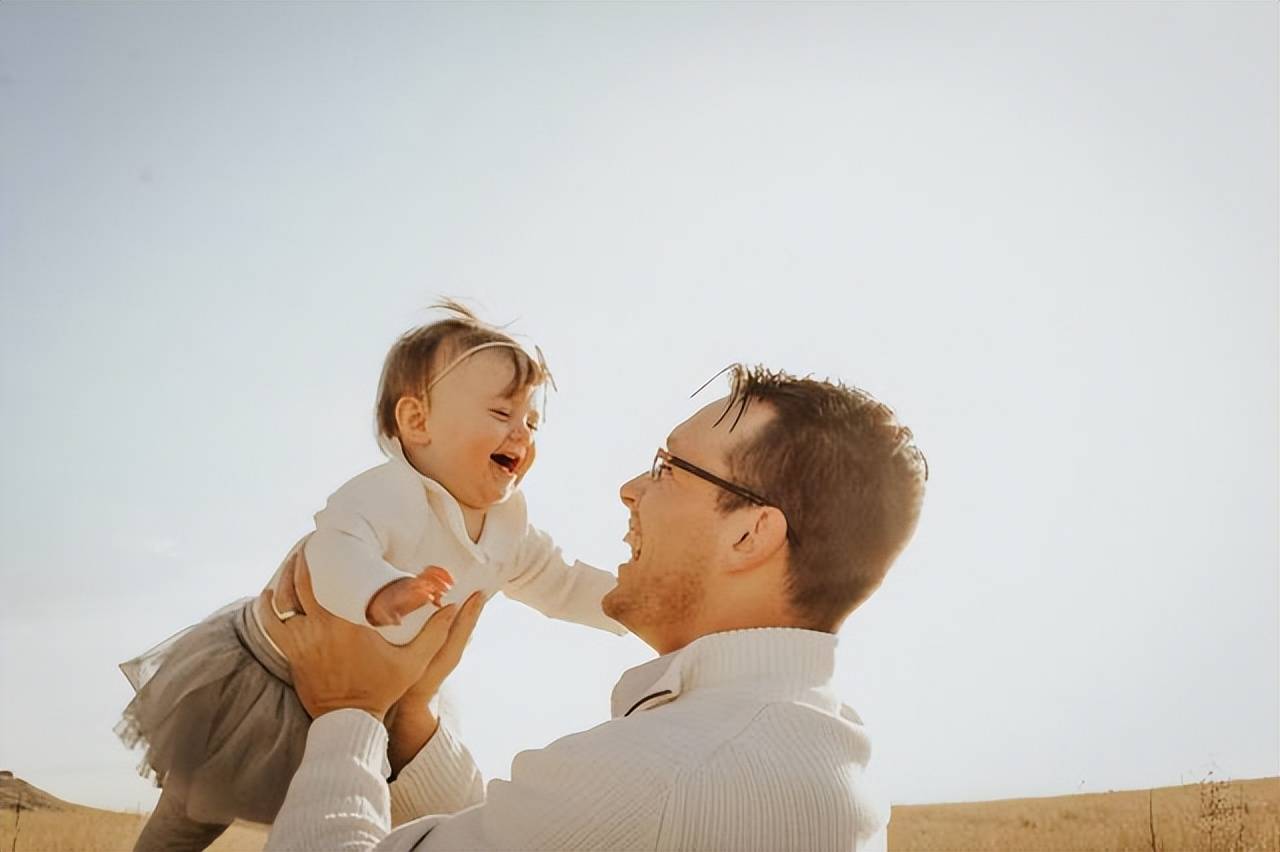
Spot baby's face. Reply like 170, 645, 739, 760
411, 349, 541, 510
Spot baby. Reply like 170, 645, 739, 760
116, 303, 624, 852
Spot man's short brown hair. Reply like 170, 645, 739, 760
713, 365, 928, 631
375, 300, 548, 440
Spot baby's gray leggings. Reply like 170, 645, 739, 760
133, 788, 229, 852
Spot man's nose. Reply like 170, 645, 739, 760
619, 472, 648, 509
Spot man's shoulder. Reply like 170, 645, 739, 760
707, 699, 874, 772
507, 700, 735, 789
661, 699, 889, 848
498, 693, 886, 848
548, 689, 870, 774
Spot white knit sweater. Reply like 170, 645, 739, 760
259, 435, 624, 646
266, 628, 889, 851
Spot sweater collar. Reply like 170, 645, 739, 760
609, 627, 840, 719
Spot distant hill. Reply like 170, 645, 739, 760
0, 772, 268, 852
0, 772, 81, 812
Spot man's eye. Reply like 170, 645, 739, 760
491, 409, 511, 419
527, 420, 540, 432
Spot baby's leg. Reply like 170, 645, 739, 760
133, 788, 229, 852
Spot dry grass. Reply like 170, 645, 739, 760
1, 776, 1275, 851
890, 777, 1279, 851
0, 808, 266, 852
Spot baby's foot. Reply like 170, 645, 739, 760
366, 566, 455, 626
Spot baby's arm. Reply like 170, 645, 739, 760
305, 467, 448, 640
502, 526, 626, 635
305, 526, 408, 627
368, 566, 453, 626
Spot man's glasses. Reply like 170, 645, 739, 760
650, 448, 797, 545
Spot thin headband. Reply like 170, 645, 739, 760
426, 341, 558, 394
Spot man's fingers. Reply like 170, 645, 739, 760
291, 552, 322, 617
274, 558, 301, 615
405, 603, 459, 657
455, 591, 487, 633
430, 592, 487, 673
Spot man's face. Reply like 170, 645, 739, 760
603, 395, 772, 653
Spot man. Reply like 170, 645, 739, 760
264, 365, 928, 851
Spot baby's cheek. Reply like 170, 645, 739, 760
474, 426, 505, 452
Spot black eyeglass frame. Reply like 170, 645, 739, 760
651, 448, 798, 545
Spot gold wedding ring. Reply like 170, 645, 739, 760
271, 598, 300, 622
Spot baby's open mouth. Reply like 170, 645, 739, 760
490, 452, 519, 474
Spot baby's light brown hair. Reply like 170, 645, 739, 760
375, 300, 550, 440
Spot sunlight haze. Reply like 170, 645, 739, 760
1, 2, 1276, 813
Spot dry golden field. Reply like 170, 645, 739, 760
889, 777, 1279, 852
0, 808, 268, 852
1, 776, 1275, 851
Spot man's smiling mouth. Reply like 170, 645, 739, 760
623, 521, 642, 561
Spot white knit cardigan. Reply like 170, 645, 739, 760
266, 627, 889, 851
259, 434, 624, 646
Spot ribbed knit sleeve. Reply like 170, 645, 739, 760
305, 463, 437, 647
389, 722, 671, 850
503, 525, 626, 635
389, 716, 484, 825
265, 709, 393, 852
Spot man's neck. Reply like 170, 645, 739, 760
641, 612, 818, 656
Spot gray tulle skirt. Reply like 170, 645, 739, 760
115, 598, 310, 825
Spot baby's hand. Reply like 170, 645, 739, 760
366, 566, 455, 627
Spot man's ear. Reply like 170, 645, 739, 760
394, 396, 431, 446
725, 506, 788, 573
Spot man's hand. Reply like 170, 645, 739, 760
367, 566, 455, 627
262, 550, 485, 721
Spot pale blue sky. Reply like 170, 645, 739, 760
1, 2, 1276, 813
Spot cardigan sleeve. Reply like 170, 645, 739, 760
303, 465, 438, 646
501, 525, 626, 635
267, 710, 667, 851
389, 716, 484, 825
381, 721, 666, 851
264, 709, 395, 852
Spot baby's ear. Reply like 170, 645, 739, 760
395, 396, 431, 445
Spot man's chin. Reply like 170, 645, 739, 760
601, 586, 628, 625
